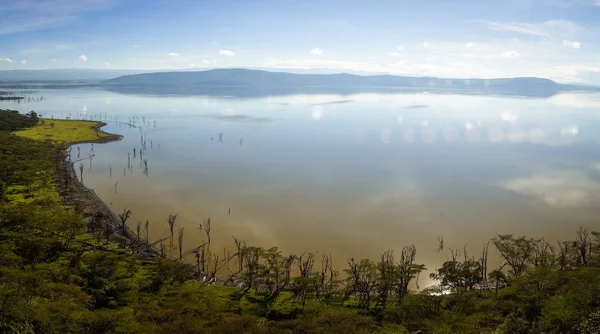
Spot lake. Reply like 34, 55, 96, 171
3, 88, 600, 287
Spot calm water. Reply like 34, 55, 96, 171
4, 88, 600, 286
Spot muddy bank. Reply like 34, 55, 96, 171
53, 121, 160, 258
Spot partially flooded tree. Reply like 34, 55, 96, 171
144, 220, 149, 243
168, 214, 177, 248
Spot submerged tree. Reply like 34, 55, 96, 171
168, 214, 177, 248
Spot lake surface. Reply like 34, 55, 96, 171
3, 88, 600, 287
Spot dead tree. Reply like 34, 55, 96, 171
396, 245, 419, 304
118, 209, 132, 236
532, 238, 555, 267
294, 253, 316, 307
574, 226, 592, 267
178, 227, 185, 260
145, 220, 149, 243
79, 163, 84, 182
168, 214, 177, 248
375, 250, 395, 310
195, 244, 206, 274
480, 241, 490, 282
160, 243, 166, 258
315, 254, 338, 304
136, 221, 142, 242
557, 241, 572, 271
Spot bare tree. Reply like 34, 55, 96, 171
480, 241, 490, 282
574, 226, 592, 267
145, 220, 149, 243
118, 209, 132, 236
178, 227, 185, 260
136, 221, 141, 242
168, 214, 177, 248
532, 238, 555, 267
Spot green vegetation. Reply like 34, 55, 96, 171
16, 117, 108, 143
1, 108, 599, 333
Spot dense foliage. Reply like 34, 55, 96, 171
0, 109, 599, 333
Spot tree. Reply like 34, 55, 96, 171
488, 269, 506, 294
168, 214, 177, 248
118, 209, 132, 235
430, 259, 482, 292
26, 110, 38, 120
492, 235, 535, 276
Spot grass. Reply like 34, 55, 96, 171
6, 119, 109, 204
15, 119, 108, 144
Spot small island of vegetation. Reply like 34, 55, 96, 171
1, 108, 599, 333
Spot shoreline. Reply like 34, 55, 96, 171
53, 120, 161, 258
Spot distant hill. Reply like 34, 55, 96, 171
0, 69, 152, 82
102, 69, 589, 97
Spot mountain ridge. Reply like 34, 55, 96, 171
101, 68, 590, 98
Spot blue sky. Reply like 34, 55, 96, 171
1, 0, 600, 83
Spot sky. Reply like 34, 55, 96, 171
1, 0, 600, 83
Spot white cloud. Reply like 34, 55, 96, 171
0, 57, 13, 63
500, 112, 519, 122
168, 52, 180, 56
397, 45, 404, 51
310, 48, 323, 55
423, 42, 430, 47
388, 52, 399, 57
465, 42, 474, 48
132, 44, 140, 48
262, 38, 600, 84
480, 20, 584, 39
104, 62, 111, 66
20, 59, 26, 64
562, 40, 581, 48
596, 0, 600, 5
79, 54, 87, 62
499, 170, 600, 208
501, 50, 519, 58
202, 59, 217, 65
219, 49, 235, 56
51, 58, 57, 62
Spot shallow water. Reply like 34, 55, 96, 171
4, 88, 600, 287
